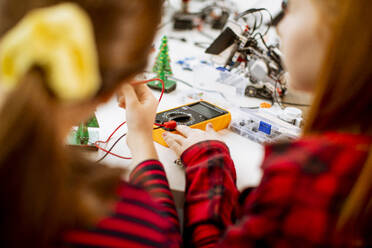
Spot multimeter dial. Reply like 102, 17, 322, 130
155, 101, 228, 130
165, 111, 193, 125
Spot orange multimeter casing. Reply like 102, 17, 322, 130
153, 101, 231, 147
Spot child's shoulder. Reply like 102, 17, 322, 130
262, 132, 371, 176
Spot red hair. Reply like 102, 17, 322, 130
306, 0, 372, 241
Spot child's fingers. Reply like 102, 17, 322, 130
122, 84, 139, 107
163, 132, 184, 145
176, 125, 194, 138
206, 123, 215, 133
163, 134, 182, 155
132, 84, 155, 103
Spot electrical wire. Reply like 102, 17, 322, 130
169, 75, 228, 100
235, 8, 273, 36
94, 78, 165, 160
198, 29, 215, 40
280, 101, 311, 107
169, 76, 193, 88
194, 41, 210, 49
96, 126, 163, 163
96, 133, 127, 163
254, 32, 270, 50
272, 79, 283, 109
240, 106, 260, 110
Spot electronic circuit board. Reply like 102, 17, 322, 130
67, 114, 100, 150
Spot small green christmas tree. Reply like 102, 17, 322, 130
67, 114, 100, 149
149, 36, 177, 93
76, 122, 89, 145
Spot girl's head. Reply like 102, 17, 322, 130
0, 0, 162, 131
278, 0, 372, 241
277, 0, 372, 133
0, 0, 162, 91
277, 0, 330, 92
0, 0, 162, 247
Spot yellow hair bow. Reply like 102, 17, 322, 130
0, 3, 101, 101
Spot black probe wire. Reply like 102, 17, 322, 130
280, 101, 311, 107
198, 30, 215, 40
254, 32, 270, 50
258, 9, 273, 36
194, 41, 210, 49
96, 133, 127, 163
96, 127, 162, 163
235, 8, 273, 36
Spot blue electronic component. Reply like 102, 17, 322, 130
258, 121, 272, 135
229, 109, 301, 144
216, 66, 228, 72
176, 57, 195, 71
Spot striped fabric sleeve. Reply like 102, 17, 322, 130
64, 182, 182, 248
129, 160, 180, 229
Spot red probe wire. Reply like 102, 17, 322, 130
94, 78, 171, 160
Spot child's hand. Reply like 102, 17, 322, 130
118, 83, 158, 163
163, 123, 221, 157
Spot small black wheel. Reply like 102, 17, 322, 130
245, 86, 257, 97
260, 86, 273, 100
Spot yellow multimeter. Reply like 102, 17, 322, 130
153, 101, 231, 147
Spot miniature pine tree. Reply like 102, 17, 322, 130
153, 36, 173, 76
149, 36, 176, 92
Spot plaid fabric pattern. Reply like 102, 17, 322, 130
181, 141, 239, 247
181, 133, 371, 248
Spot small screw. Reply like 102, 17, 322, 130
174, 159, 185, 168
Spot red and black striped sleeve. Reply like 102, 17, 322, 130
63, 181, 181, 248
129, 160, 180, 229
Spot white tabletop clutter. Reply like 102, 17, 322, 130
93, 0, 304, 192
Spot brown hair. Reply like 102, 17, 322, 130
0, 0, 162, 247
306, 0, 372, 243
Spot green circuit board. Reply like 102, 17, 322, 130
67, 114, 100, 150
147, 79, 177, 93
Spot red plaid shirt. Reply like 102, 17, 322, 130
181, 132, 371, 248
64, 132, 371, 247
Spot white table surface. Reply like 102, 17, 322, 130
92, 1, 286, 192
94, 37, 267, 192
95, 92, 265, 192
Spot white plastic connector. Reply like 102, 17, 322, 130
250, 59, 268, 81
279, 107, 303, 127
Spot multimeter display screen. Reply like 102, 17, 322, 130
189, 102, 225, 119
